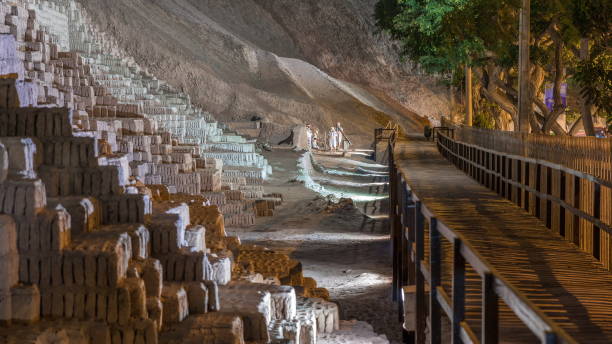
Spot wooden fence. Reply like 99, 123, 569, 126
389, 141, 577, 344
374, 126, 398, 162
436, 133, 612, 271
447, 126, 612, 183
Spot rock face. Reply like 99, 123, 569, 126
78, 0, 448, 143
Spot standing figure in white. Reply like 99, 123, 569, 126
329, 127, 337, 151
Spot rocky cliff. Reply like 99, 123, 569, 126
79, 0, 449, 143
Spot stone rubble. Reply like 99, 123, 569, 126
0, 0, 389, 343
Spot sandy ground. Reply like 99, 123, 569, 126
231, 148, 402, 343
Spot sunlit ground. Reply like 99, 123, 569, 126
297, 152, 388, 202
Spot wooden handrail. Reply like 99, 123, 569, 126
436, 132, 612, 267
388, 138, 579, 344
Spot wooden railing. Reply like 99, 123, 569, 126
374, 125, 398, 161
389, 141, 578, 344
448, 125, 612, 183
436, 133, 612, 270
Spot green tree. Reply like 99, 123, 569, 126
375, 0, 611, 135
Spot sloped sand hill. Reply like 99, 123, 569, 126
79, 0, 448, 142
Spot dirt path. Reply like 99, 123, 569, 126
232, 148, 401, 343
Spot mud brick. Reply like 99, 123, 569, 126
61, 252, 74, 286
185, 282, 208, 314
164, 253, 176, 280
184, 225, 205, 252
84, 253, 97, 287
10, 284, 39, 323
219, 284, 272, 341
0, 251, 18, 290
161, 283, 189, 326
51, 253, 64, 286
41, 137, 97, 168
173, 255, 185, 281
71, 231, 132, 288
146, 297, 163, 331
106, 289, 117, 323
208, 253, 232, 286
142, 258, 163, 298
96, 292, 107, 321
72, 251, 85, 286
97, 255, 108, 287
126, 277, 147, 319
85, 291, 96, 319
203, 280, 220, 312
47, 197, 99, 235
148, 219, 185, 255
74, 290, 85, 319
41, 290, 52, 317
0, 290, 12, 323
64, 291, 74, 319
51, 290, 64, 318
0, 137, 38, 180
49, 204, 71, 251
117, 286, 131, 326
39, 255, 52, 286
0, 142, 7, 183
28, 255, 40, 285
89, 322, 111, 344
0, 215, 16, 256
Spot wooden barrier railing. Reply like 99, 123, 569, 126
374, 126, 398, 161
447, 125, 612, 183
389, 141, 578, 344
436, 133, 612, 270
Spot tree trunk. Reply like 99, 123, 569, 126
465, 65, 473, 126
517, 0, 531, 132
542, 40, 566, 134
450, 83, 456, 123
579, 38, 596, 136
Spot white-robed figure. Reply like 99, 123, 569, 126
329, 127, 337, 151
306, 125, 313, 150
336, 122, 344, 150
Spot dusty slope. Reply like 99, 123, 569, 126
79, 0, 447, 140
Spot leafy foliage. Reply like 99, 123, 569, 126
572, 53, 612, 114
374, 0, 611, 134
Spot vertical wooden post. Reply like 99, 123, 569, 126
465, 66, 473, 127
452, 239, 466, 344
482, 273, 499, 344
391, 163, 398, 301
415, 202, 426, 344
544, 332, 558, 344
517, 0, 531, 132
559, 172, 566, 238
573, 175, 581, 245
593, 182, 601, 260
401, 180, 411, 287
429, 218, 441, 344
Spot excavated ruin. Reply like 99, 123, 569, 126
0, 0, 391, 343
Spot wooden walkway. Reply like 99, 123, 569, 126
394, 138, 612, 343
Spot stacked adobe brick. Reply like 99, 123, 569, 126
0, 1, 341, 343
